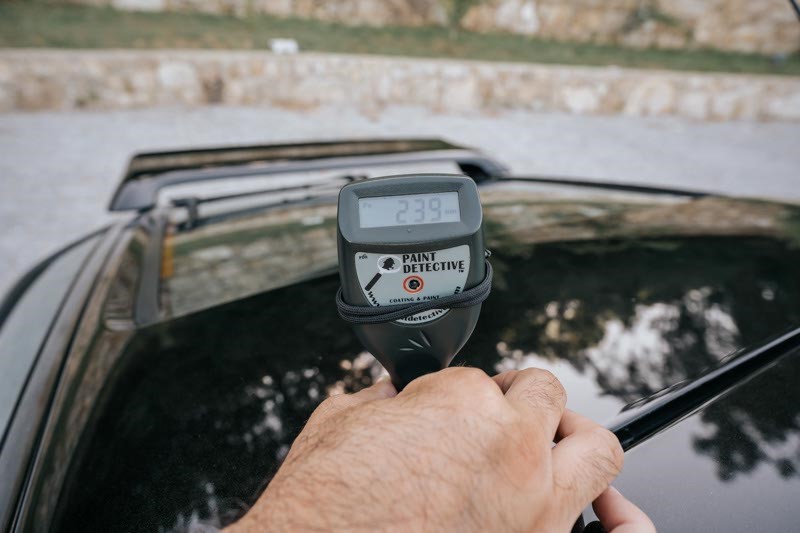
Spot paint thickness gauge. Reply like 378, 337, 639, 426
336, 174, 493, 389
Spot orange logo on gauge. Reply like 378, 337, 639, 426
403, 275, 424, 294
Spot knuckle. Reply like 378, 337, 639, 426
460, 366, 489, 381
443, 366, 491, 387
406, 367, 495, 403
538, 369, 566, 393
526, 388, 561, 414
320, 393, 346, 409
519, 368, 567, 406
439, 367, 502, 406
590, 426, 624, 473
530, 368, 556, 381
315, 393, 354, 416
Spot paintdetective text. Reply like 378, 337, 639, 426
402, 252, 465, 273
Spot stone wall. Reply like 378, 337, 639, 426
2, 49, 800, 121
63, 0, 800, 54
462, 0, 800, 54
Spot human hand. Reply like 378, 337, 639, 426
228, 367, 653, 532
587, 486, 656, 533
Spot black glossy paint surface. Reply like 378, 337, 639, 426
52, 190, 800, 532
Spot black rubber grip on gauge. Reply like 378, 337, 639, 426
336, 260, 493, 325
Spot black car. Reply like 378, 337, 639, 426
2, 139, 800, 532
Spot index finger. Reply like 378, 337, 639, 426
492, 368, 567, 439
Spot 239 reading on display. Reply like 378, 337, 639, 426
358, 192, 461, 228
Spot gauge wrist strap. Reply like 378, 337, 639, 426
335, 259, 493, 324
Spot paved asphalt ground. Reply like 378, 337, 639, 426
1, 105, 799, 296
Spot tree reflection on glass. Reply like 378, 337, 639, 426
465, 238, 800, 395
692, 352, 800, 482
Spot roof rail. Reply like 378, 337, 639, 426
109, 138, 508, 212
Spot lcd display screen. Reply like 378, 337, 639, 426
358, 192, 461, 228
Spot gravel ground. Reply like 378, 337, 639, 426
1, 105, 799, 296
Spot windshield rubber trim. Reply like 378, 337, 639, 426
503, 175, 710, 198
608, 325, 800, 451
